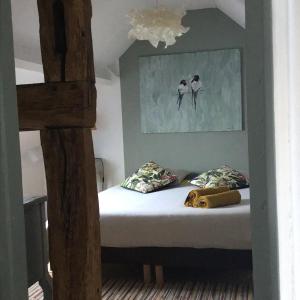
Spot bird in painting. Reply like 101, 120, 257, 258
177, 79, 189, 110
190, 75, 203, 111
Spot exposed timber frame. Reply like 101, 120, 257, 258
17, 0, 101, 299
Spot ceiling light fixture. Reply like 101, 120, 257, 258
127, 1, 189, 48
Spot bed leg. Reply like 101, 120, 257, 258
143, 264, 152, 284
155, 265, 164, 287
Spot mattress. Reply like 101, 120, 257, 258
99, 185, 251, 249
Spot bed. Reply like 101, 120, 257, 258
99, 184, 252, 280
99, 185, 251, 249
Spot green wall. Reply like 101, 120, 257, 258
0, 0, 28, 298
120, 8, 248, 175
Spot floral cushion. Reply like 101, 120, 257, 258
190, 166, 249, 189
121, 161, 177, 193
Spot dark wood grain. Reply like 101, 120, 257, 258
63, 0, 95, 81
36, 0, 63, 82
36, 0, 101, 299
41, 129, 101, 300
17, 81, 96, 130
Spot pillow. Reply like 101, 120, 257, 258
166, 169, 190, 184
121, 161, 177, 193
190, 166, 249, 189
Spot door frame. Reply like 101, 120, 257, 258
0, 0, 28, 299
246, 0, 279, 299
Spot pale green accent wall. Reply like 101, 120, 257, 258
0, 0, 28, 298
120, 9, 248, 175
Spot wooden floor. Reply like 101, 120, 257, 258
28, 265, 253, 299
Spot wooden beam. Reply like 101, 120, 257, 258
17, 81, 96, 130
36, 0, 101, 299
41, 128, 101, 300
63, 0, 95, 81
37, 0, 95, 83
36, 0, 64, 82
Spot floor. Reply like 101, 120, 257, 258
28, 265, 253, 299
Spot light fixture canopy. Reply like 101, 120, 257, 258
128, 6, 190, 48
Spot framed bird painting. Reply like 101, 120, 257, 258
139, 48, 243, 133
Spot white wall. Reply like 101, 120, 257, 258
92, 77, 125, 188
273, 1, 300, 298
16, 60, 125, 192
15, 65, 47, 198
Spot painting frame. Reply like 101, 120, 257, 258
139, 48, 244, 134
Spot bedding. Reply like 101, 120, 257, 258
167, 169, 190, 184
121, 161, 177, 193
190, 165, 249, 189
99, 184, 251, 250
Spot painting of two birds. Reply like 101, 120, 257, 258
177, 75, 203, 111
139, 48, 243, 133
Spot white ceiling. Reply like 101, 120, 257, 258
11, 0, 245, 79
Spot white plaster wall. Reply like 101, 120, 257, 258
15, 66, 46, 197
92, 78, 125, 188
16, 61, 125, 193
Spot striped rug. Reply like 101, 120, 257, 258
29, 272, 253, 299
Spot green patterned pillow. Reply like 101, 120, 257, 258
190, 166, 249, 189
121, 161, 177, 193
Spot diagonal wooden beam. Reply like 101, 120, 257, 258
17, 81, 96, 130
36, 0, 101, 299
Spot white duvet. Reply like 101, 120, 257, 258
98, 185, 251, 249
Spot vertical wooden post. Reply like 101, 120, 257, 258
41, 129, 101, 300
37, 0, 101, 299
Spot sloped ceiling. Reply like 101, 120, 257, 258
11, 0, 245, 79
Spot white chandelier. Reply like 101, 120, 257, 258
128, 5, 190, 48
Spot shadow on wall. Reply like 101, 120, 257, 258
92, 78, 125, 188
19, 131, 47, 198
